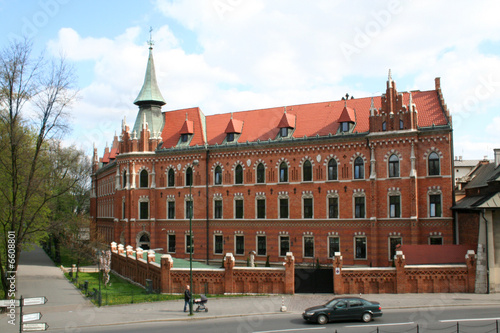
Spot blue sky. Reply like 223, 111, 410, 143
1, 0, 499, 160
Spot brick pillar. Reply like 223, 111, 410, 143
111, 242, 117, 252
466, 250, 477, 293
333, 252, 343, 295
161, 254, 173, 293
126, 245, 133, 257
224, 253, 235, 294
136, 248, 144, 260
147, 250, 155, 263
118, 244, 124, 255
284, 252, 295, 294
395, 250, 406, 293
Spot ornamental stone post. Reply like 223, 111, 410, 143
160, 254, 173, 293
333, 252, 343, 294
224, 253, 235, 294
395, 250, 407, 294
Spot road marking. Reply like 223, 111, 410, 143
440, 317, 500, 323
254, 328, 326, 333
345, 322, 414, 328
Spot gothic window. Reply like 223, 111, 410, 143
303, 197, 313, 219
186, 167, 193, 186
139, 201, 149, 220
257, 235, 266, 256
235, 199, 244, 219
167, 201, 175, 219
354, 196, 365, 218
140, 169, 148, 188
303, 160, 312, 182
256, 163, 265, 183
168, 234, 176, 253
214, 166, 222, 185
429, 194, 442, 217
389, 195, 401, 218
279, 198, 289, 219
279, 235, 290, 257
168, 168, 175, 187
256, 198, 266, 218
355, 236, 367, 259
279, 162, 288, 182
303, 236, 314, 258
382, 121, 387, 131
399, 119, 404, 129
235, 164, 243, 184
354, 157, 364, 179
388, 154, 400, 178
122, 170, 127, 188
328, 197, 339, 219
235, 235, 244, 255
328, 159, 338, 180
214, 235, 223, 254
428, 152, 440, 176
328, 236, 340, 258
185, 200, 193, 219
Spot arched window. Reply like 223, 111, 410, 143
168, 168, 175, 187
138, 233, 150, 250
303, 160, 312, 182
399, 119, 404, 130
354, 157, 364, 179
214, 166, 222, 185
122, 170, 127, 188
279, 162, 288, 182
235, 165, 243, 184
256, 163, 265, 183
186, 167, 193, 186
389, 154, 400, 178
428, 152, 440, 176
382, 121, 387, 131
328, 159, 337, 180
140, 169, 148, 188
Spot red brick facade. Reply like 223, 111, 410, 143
91, 50, 454, 268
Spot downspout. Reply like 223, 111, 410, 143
482, 209, 490, 294
206, 148, 210, 265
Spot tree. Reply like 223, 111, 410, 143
0, 38, 79, 298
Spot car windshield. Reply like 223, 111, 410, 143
325, 299, 340, 308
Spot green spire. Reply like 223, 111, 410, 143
134, 45, 166, 106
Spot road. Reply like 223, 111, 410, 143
75, 305, 500, 333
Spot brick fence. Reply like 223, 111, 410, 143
110, 243, 477, 295
110, 243, 295, 294
333, 250, 477, 294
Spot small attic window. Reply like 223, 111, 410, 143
280, 127, 289, 137
181, 134, 189, 142
341, 122, 349, 132
227, 133, 235, 142
382, 121, 387, 131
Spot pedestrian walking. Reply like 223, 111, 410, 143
184, 285, 191, 312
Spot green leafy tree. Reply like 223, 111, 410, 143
0, 38, 79, 298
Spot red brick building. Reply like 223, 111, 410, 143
91, 47, 455, 267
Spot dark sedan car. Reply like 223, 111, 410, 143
302, 297, 382, 324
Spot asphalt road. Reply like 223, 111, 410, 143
74, 305, 500, 333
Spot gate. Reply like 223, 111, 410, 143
294, 268, 333, 293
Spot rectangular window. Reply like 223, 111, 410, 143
257, 236, 266, 256
389, 195, 401, 218
303, 198, 313, 218
167, 201, 175, 219
429, 236, 443, 245
214, 200, 223, 219
214, 235, 223, 254
139, 201, 149, 220
186, 234, 193, 254
235, 235, 244, 255
430, 195, 441, 217
328, 237, 340, 258
328, 197, 339, 219
235, 199, 244, 219
279, 236, 290, 257
168, 234, 176, 253
303, 236, 314, 258
279, 198, 289, 219
257, 199, 266, 219
354, 197, 365, 218
355, 237, 367, 259
186, 200, 193, 219
389, 237, 402, 261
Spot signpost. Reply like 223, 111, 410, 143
23, 297, 47, 306
18, 296, 48, 332
23, 313, 42, 322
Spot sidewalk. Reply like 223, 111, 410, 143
1, 246, 500, 332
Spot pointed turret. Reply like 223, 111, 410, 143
132, 39, 165, 138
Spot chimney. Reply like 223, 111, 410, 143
495, 148, 500, 168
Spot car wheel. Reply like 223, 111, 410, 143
362, 312, 372, 323
317, 314, 328, 325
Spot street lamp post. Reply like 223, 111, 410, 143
189, 159, 199, 315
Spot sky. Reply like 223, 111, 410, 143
1, 0, 500, 160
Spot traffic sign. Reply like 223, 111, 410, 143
22, 323, 49, 331
23, 312, 42, 322
23, 297, 48, 306
0, 299, 19, 307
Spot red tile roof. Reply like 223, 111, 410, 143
399, 245, 474, 265
152, 89, 448, 149
225, 117, 244, 133
180, 120, 194, 134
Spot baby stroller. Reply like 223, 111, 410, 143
194, 294, 208, 312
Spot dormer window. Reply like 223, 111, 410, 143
338, 103, 355, 134
181, 134, 189, 142
179, 116, 194, 146
224, 115, 243, 144
280, 127, 288, 137
341, 122, 350, 132
227, 133, 235, 142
